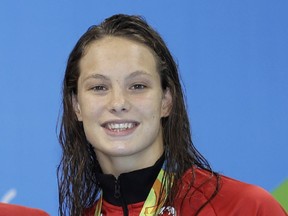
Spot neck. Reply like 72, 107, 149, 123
96, 148, 164, 177
96, 153, 165, 206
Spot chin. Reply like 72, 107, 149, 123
102, 146, 134, 156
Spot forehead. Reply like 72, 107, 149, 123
84, 36, 156, 59
79, 36, 158, 76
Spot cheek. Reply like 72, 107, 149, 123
80, 100, 103, 120
137, 93, 163, 112
138, 101, 163, 121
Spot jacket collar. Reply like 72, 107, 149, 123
96, 154, 165, 206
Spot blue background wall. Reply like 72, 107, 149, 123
1, 1, 287, 215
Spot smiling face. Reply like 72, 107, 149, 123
74, 36, 172, 174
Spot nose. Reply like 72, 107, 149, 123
108, 88, 130, 113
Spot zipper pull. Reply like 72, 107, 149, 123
114, 179, 121, 199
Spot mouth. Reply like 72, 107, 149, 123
101, 121, 139, 133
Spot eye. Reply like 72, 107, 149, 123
130, 84, 147, 90
90, 85, 108, 91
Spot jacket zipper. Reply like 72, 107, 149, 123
114, 179, 129, 216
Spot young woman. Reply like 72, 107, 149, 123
58, 14, 287, 216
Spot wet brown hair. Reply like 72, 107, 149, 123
58, 14, 219, 216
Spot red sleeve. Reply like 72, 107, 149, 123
234, 185, 287, 215
211, 176, 288, 215
0, 203, 49, 216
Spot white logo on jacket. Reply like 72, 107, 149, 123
159, 206, 177, 215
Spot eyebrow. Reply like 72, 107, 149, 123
82, 70, 153, 82
82, 74, 110, 82
126, 70, 153, 79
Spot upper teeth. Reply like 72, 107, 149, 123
107, 123, 134, 130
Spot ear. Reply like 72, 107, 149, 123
72, 94, 83, 121
161, 88, 172, 117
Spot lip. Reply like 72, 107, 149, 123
101, 120, 140, 137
